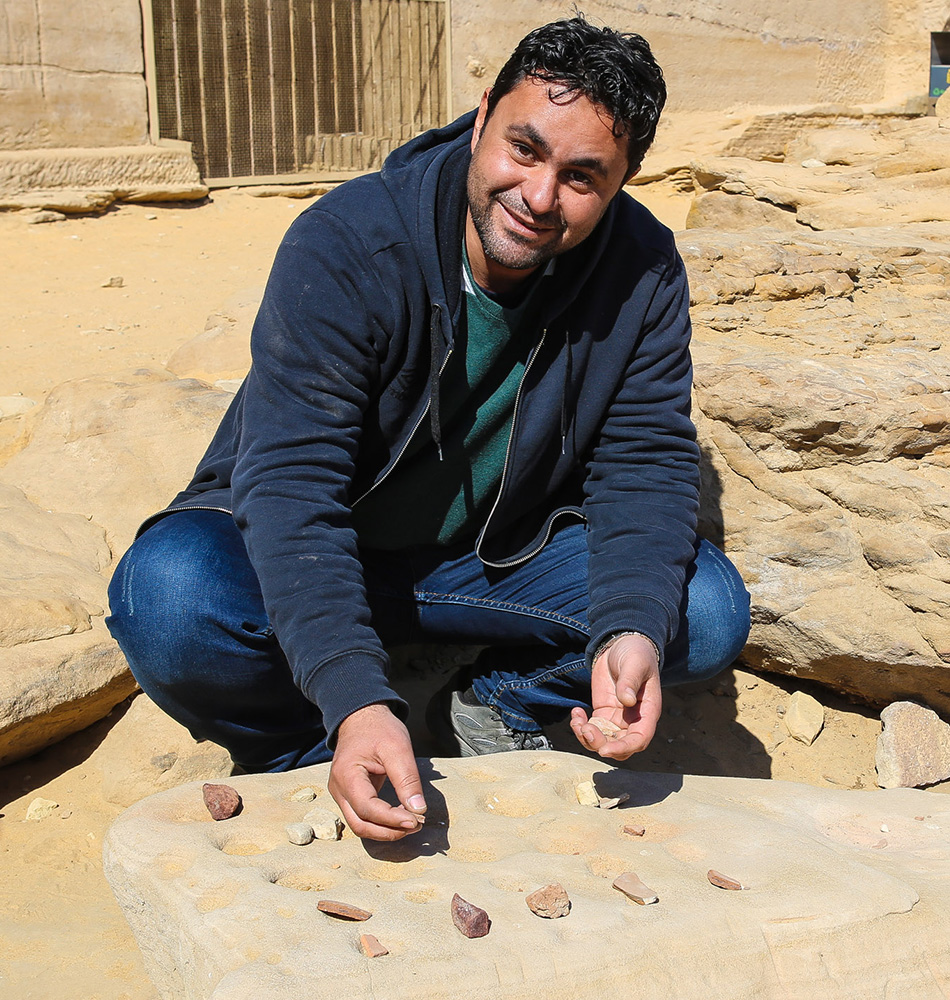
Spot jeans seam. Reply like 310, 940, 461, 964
412, 589, 589, 636
483, 655, 588, 728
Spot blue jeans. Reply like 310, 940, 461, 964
106, 510, 750, 771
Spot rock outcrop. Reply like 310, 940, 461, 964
685, 223, 950, 716
687, 113, 950, 231
103, 751, 950, 1000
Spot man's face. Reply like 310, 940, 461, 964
465, 76, 633, 293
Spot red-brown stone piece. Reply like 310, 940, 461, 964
613, 872, 658, 905
317, 900, 373, 921
525, 883, 571, 919
359, 933, 389, 957
623, 824, 646, 837
707, 869, 746, 891
202, 782, 241, 821
451, 893, 491, 938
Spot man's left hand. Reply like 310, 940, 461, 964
569, 633, 661, 760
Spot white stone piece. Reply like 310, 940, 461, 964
25, 797, 60, 821
574, 780, 599, 806
286, 823, 315, 846
303, 807, 343, 841
876, 701, 950, 788
290, 787, 317, 803
104, 752, 950, 1000
783, 691, 825, 745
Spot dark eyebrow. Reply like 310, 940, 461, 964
507, 123, 609, 179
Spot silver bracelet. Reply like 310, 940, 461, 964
592, 631, 660, 664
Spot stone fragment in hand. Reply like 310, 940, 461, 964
317, 900, 372, 921
613, 872, 659, 905
360, 933, 389, 957
586, 716, 622, 739
707, 869, 745, 890
451, 893, 490, 938
525, 883, 571, 918
202, 783, 241, 820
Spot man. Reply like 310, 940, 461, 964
107, 17, 750, 842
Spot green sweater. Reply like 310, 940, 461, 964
352, 253, 547, 549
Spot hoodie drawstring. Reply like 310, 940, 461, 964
560, 328, 573, 456
429, 303, 444, 460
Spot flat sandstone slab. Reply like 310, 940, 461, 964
103, 752, 950, 1000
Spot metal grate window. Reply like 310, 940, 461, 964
149, 0, 448, 181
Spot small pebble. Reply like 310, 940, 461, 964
880, 824, 889, 833
145, 213, 158, 220
25, 797, 60, 821
872, 838, 887, 849
202, 782, 241, 820
613, 872, 658, 905
359, 933, 389, 957
317, 900, 372, 921
623, 824, 646, 837
598, 793, 629, 810
452, 893, 491, 938
290, 787, 317, 802
575, 780, 599, 807
914, 816, 925, 821
286, 822, 314, 845
101, 275, 124, 288
525, 883, 571, 919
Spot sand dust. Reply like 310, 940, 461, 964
0, 155, 945, 999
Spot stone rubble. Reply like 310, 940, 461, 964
612, 872, 659, 905
359, 933, 389, 958
302, 806, 343, 841
317, 900, 372, 922
783, 691, 826, 746
875, 701, 950, 788
707, 870, 746, 891
285, 822, 315, 846
25, 797, 60, 821
525, 883, 571, 919
574, 780, 599, 806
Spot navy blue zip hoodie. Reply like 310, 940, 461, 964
145, 111, 700, 744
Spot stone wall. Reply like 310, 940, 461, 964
451, 0, 950, 116
0, 0, 147, 149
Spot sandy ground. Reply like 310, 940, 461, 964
1, 143, 946, 999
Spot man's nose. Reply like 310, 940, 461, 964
521, 168, 558, 217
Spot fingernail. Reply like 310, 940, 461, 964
400, 819, 418, 829
408, 795, 426, 812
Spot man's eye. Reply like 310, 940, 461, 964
511, 142, 534, 159
568, 171, 593, 187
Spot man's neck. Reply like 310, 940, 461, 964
464, 211, 540, 298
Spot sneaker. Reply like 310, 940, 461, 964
427, 677, 553, 756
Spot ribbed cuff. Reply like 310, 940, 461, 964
586, 595, 672, 672
299, 649, 409, 749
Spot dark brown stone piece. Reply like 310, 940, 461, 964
202, 782, 241, 821
525, 883, 571, 919
707, 869, 745, 890
359, 933, 389, 957
317, 900, 373, 921
451, 893, 490, 938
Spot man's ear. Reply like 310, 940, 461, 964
471, 89, 491, 151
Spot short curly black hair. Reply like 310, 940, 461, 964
485, 16, 666, 174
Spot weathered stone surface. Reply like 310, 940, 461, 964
451, 893, 490, 938
0, 147, 206, 210
25, 796, 60, 821
165, 287, 262, 384
783, 692, 825, 746
682, 224, 950, 717
688, 116, 950, 231
91, 693, 233, 808
103, 752, 950, 999
202, 783, 241, 821
876, 701, 950, 789
0, 370, 233, 555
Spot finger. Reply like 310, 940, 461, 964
569, 707, 607, 752
330, 762, 421, 834
386, 750, 427, 818
336, 794, 414, 842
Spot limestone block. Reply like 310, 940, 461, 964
0, 619, 135, 766
166, 287, 263, 383
0, 0, 40, 62
0, 370, 233, 554
103, 752, 950, 1000
0, 146, 206, 205
876, 701, 950, 788
937, 89, 950, 120
37, 0, 143, 74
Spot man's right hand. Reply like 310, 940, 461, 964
328, 703, 427, 841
